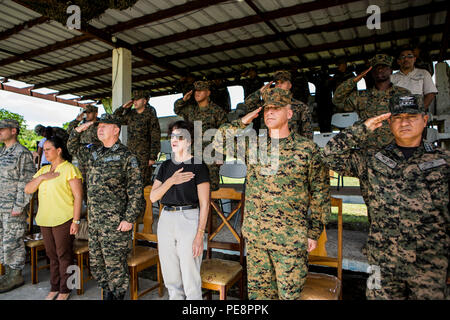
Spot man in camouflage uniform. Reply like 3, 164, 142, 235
323, 95, 449, 299
114, 90, 161, 186
213, 88, 330, 299
244, 70, 313, 139
174, 81, 227, 191
332, 53, 411, 149
67, 105, 101, 199
0, 119, 35, 293
67, 114, 144, 300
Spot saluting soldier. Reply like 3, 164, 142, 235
0, 119, 35, 293
174, 81, 227, 191
113, 89, 161, 186
67, 114, 144, 300
213, 88, 330, 299
245, 70, 313, 139
323, 95, 449, 299
332, 53, 411, 149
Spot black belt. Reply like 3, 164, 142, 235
164, 205, 198, 211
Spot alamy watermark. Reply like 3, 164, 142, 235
366, 5, 381, 30
172, 121, 280, 175
66, 5, 81, 30
366, 264, 381, 290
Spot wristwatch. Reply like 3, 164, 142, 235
73, 220, 81, 225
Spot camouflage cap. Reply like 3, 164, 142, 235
194, 81, 210, 91
0, 119, 20, 129
370, 53, 393, 68
261, 88, 293, 108
132, 89, 151, 100
84, 104, 98, 113
389, 94, 425, 115
273, 70, 291, 82
98, 113, 121, 127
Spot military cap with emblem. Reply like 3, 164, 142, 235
273, 70, 291, 82
132, 89, 151, 100
0, 119, 20, 129
83, 104, 98, 113
389, 94, 425, 115
261, 87, 293, 108
369, 53, 394, 68
194, 80, 210, 91
98, 113, 121, 127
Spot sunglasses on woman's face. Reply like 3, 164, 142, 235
170, 134, 185, 141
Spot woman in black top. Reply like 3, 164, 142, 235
150, 120, 210, 300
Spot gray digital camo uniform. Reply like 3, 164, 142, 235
0, 142, 35, 270
323, 123, 449, 300
67, 130, 144, 297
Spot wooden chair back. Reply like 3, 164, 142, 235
207, 187, 245, 264
308, 197, 343, 282
133, 185, 158, 246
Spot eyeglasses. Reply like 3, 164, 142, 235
170, 134, 185, 140
399, 54, 415, 60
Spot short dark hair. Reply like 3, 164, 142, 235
168, 120, 194, 144
397, 46, 414, 58
43, 126, 53, 139
46, 135, 72, 162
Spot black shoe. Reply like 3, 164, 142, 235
103, 289, 114, 300
113, 292, 125, 300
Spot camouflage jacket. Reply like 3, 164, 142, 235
174, 98, 227, 138
0, 142, 35, 213
323, 124, 449, 272
213, 120, 330, 251
66, 119, 101, 147
67, 131, 144, 228
332, 78, 411, 148
113, 106, 161, 162
245, 89, 313, 139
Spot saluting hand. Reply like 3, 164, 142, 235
260, 81, 273, 93
75, 121, 94, 133
170, 168, 195, 185
364, 113, 391, 132
76, 111, 84, 122
353, 66, 372, 83
183, 90, 193, 102
123, 99, 134, 109
241, 107, 262, 125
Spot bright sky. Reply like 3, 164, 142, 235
0, 85, 245, 130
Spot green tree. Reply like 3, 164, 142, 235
0, 108, 41, 151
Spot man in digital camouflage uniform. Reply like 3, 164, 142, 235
332, 53, 411, 149
0, 119, 35, 293
67, 105, 101, 200
213, 88, 330, 299
113, 89, 161, 186
67, 113, 144, 300
174, 80, 227, 191
244, 70, 313, 139
323, 95, 449, 299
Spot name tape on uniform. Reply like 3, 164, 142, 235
375, 152, 397, 169
418, 158, 446, 171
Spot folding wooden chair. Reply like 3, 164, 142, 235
201, 187, 246, 300
301, 197, 343, 300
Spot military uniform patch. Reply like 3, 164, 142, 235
418, 158, 446, 171
375, 152, 397, 169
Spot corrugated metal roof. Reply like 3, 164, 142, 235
0, 0, 448, 102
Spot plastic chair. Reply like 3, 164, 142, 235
301, 197, 343, 300
331, 112, 359, 129
313, 132, 337, 149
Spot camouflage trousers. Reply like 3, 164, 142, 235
246, 241, 308, 300
88, 225, 132, 297
139, 163, 153, 188
0, 210, 27, 270
207, 163, 220, 191
366, 255, 448, 300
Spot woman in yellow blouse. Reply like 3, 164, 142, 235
25, 136, 83, 300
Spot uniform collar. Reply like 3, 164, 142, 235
384, 140, 434, 160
